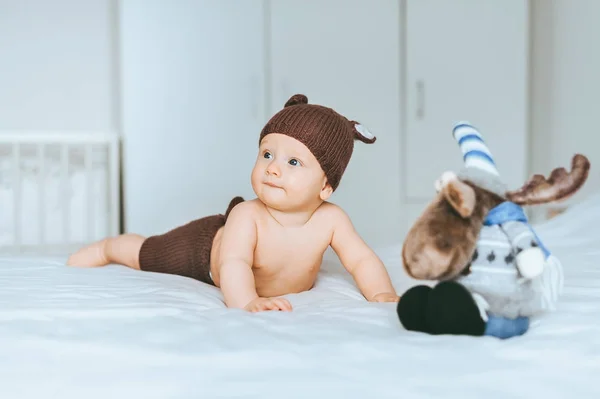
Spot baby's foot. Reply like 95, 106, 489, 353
66, 239, 110, 267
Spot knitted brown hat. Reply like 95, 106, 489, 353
259, 94, 376, 191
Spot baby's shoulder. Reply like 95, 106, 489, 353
225, 198, 263, 222
312, 202, 351, 225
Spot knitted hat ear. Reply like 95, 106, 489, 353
285, 94, 308, 107
350, 120, 376, 144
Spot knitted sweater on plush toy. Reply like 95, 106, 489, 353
454, 201, 564, 321
451, 123, 564, 322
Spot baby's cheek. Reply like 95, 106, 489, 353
250, 170, 260, 187
294, 183, 321, 200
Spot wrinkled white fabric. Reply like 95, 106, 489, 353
1, 192, 600, 398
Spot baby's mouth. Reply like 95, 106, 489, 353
264, 181, 283, 189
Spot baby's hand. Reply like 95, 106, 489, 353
371, 292, 400, 303
244, 297, 293, 312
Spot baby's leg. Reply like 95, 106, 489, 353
66, 234, 145, 270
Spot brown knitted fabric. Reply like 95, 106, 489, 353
138, 196, 244, 285
259, 94, 376, 191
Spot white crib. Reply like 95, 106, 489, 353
0, 131, 120, 255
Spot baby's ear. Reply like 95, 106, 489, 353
441, 177, 476, 218
320, 181, 333, 200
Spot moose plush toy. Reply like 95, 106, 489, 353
397, 122, 590, 339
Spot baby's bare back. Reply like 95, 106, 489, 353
210, 200, 335, 297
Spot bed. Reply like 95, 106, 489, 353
1, 191, 600, 398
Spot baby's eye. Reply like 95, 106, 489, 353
263, 151, 272, 159
288, 158, 300, 166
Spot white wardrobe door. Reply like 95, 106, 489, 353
119, 1, 266, 236
404, 0, 529, 202
269, 0, 403, 247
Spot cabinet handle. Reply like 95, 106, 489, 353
416, 79, 425, 119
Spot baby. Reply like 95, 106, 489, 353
67, 94, 399, 312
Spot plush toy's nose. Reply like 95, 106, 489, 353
405, 253, 435, 279
405, 247, 453, 281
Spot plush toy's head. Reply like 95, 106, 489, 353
402, 122, 590, 281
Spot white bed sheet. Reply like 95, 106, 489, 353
1, 194, 600, 399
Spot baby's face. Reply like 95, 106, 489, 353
251, 133, 331, 211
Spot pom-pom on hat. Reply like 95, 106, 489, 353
259, 94, 376, 191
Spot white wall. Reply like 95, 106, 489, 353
268, 1, 403, 248
530, 0, 600, 214
119, 1, 404, 247
118, 1, 268, 238
1, 0, 598, 238
0, 0, 118, 131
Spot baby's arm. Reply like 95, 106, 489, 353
329, 206, 399, 303
218, 203, 291, 312
218, 203, 260, 309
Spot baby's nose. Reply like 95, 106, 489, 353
266, 162, 281, 176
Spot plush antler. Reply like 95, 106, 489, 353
506, 154, 591, 205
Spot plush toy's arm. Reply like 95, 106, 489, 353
499, 220, 539, 249
499, 220, 546, 279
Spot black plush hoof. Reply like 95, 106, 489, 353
426, 281, 486, 336
397, 285, 433, 333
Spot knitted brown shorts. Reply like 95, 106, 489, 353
138, 196, 244, 285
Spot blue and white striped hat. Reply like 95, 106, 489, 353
452, 121, 500, 176
452, 121, 506, 196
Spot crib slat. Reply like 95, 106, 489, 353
85, 144, 94, 241
38, 144, 45, 245
62, 144, 69, 244
13, 143, 21, 249
109, 138, 119, 236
